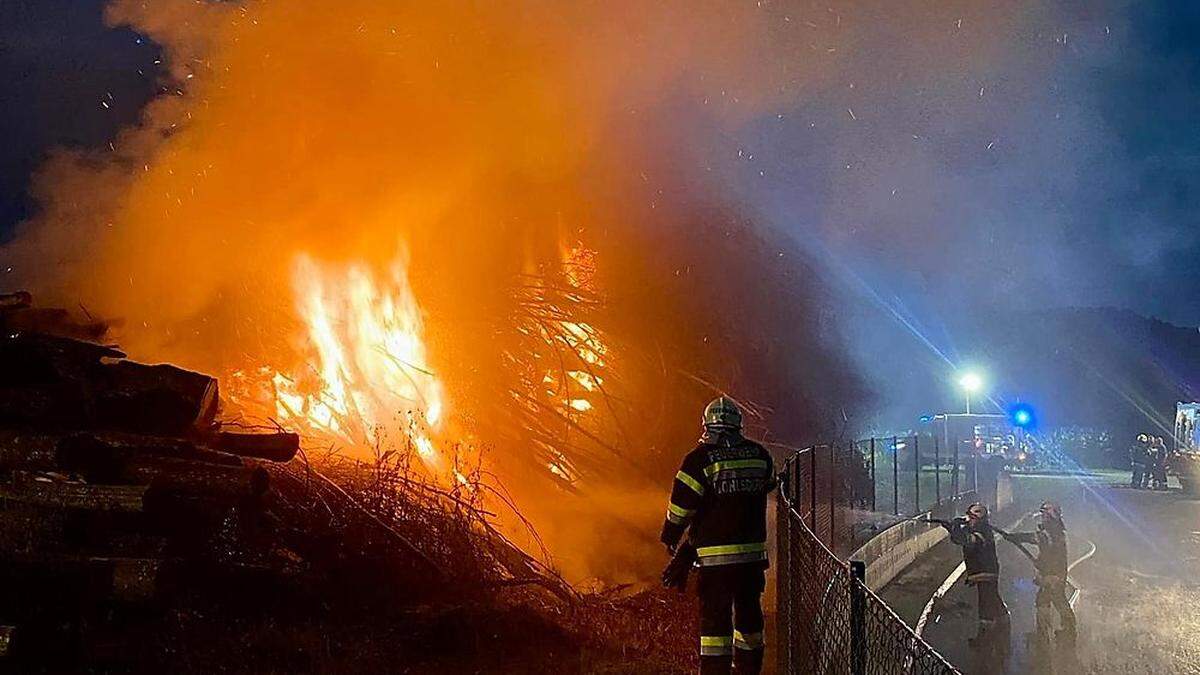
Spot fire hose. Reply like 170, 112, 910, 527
924, 516, 1040, 565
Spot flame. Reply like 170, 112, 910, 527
270, 252, 445, 468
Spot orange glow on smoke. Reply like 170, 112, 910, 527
5, 0, 893, 581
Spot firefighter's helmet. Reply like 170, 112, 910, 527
1137, 434, 1149, 444
702, 396, 743, 430
966, 503, 989, 521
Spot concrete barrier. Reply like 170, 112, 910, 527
851, 463, 1013, 592
851, 492, 976, 592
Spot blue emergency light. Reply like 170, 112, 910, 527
1009, 403, 1036, 429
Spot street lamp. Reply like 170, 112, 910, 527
958, 371, 983, 414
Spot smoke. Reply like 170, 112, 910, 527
1, 0, 1048, 581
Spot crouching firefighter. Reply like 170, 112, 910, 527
660, 396, 776, 675
1002, 501, 1076, 647
940, 503, 1010, 646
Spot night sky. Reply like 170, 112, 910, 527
1, 2, 1198, 329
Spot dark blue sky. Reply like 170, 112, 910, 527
1, 0, 1198, 329
0, 1, 161, 229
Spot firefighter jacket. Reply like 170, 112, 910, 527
660, 429, 776, 567
1130, 442, 1149, 467
946, 518, 1000, 583
1007, 521, 1068, 580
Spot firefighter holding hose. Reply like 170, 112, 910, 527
1000, 501, 1076, 648
660, 396, 776, 675
939, 503, 1011, 647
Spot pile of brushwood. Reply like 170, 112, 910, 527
0, 292, 695, 673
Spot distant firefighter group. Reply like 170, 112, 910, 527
1129, 434, 1171, 490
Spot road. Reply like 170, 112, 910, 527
880, 471, 1200, 674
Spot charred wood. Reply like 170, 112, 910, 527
0, 307, 108, 342
0, 431, 245, 480
209, 431, 298, 462
93, 361, 218, 435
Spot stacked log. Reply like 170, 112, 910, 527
0, 292, 299, 664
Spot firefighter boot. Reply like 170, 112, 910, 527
732, 629, 764, 674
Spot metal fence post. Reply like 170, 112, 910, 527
934, 434, 941, 504
952, 438, 960, 496
775, 448, 960, 675
810, 448, 817, 533
776, 484, 790, 674
869, 438, 876, 512
914, 435, 920, 514
829, 444, 836, 544
850, 560, 867, 675
892, 436, 899, 516
973, 451, 979, 493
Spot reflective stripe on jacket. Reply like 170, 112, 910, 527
660, 430, 776, 566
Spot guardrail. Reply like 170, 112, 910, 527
776, 446, 960, 675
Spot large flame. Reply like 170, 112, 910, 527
271, 253, 444, 463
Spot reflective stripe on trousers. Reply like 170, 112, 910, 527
695, 542, 767, 567
700, 636, 733, 656
698, 564, 766, 675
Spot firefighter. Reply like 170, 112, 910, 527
1130, 434, 1149, 489
1001, 501, 1076, 648
660, 396, 776, 675
941, 503, 1010, 646
1145, 436, 1162, 490
1152, 436, 1170, 490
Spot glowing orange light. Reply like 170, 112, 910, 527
269, 252, 445, 468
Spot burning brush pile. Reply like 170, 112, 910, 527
0, 290, 695, 672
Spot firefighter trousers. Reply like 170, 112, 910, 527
697, 563, 766, 675
974, 579, 1009, 628
1034, 580, 1075, 639
1130, 465, 1145, 488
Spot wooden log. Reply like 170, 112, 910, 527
0, 334, 123, 384
0, 474, 146, 512
0, 501, 165, 559
0, 291, 32, 311
0, 307, 107, 341
62, 431, 244, 468
0, 335, 122, 428
0, 554, 163, 603
107, 557, 160, 601
0, 504, 66, 555
0, 431, 244, 481
210, 431, 299, 462
93, 361, 218, 435
128, 456, 265, 502
0, 432, 60, 472
0, 386, 89, 429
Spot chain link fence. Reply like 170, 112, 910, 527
776, 446, 960, 675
